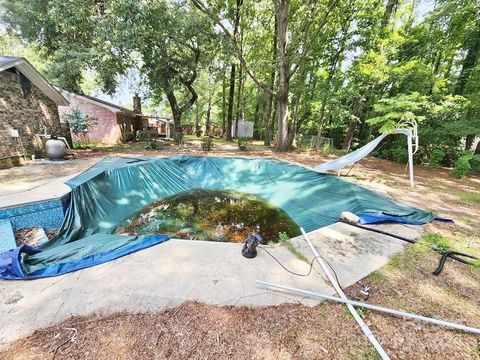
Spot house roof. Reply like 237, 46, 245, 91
61, 90, 134, 115
0, 55, 69, 106
143, 114, 173, 124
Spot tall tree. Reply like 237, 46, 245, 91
225, 0, 243, 140
3, 0, 215, 144
192, 0, 338, 151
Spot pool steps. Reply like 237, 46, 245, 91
0, 220, 16, 253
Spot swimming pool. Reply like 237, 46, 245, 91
0, 156, 435, 279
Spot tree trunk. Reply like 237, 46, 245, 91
264, 86, 274, 145
235, 61, 244, 138
275, 0, 289, 152
342, 95, 364, 151
222, 67, 227, 136
271, 97, 277, 141
166, 90, 183, 145
465, 134, 476, 151
195, 101, 201, 137
316, 98, 327, 139
264, 22, 277, 146
287, 106, 299, 148
342, 120, 357, 151
205, 96, 212, 137
253, 87, 260, 139
287, 60, 306, 148
381, 0, 398, 29
226, 0, 242, 141
227, 65, 236, 140
317, 23, 348, 139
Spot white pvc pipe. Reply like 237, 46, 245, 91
300, 228, 391, 360
256, 280, 480, 335
407, 134, 414, 188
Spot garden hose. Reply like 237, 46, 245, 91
432, 251, 477, 276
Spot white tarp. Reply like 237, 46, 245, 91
313, 133, 389, 173
313, 128, 416, 187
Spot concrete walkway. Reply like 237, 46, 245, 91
0, 157, 101, 208
0, 222, 421, 346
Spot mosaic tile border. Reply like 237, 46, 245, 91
0, 194, 71, 231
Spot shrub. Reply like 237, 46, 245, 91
201, 137, 213, 151
238, 137, 250, 151
428, 149, 445, 167
122, 131, 136, 142
322, 140, 331, 153
391, 147, 408, 163
143, 140, 158, 150
469, 155, 480, 174
62, 107, 97, 146
452, 155, 472, 178
137, 130, 157, 141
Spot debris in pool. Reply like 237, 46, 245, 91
116, 189, 300, 243
14, 227, 52, 247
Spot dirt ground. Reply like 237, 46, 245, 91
1, 138, 479, 359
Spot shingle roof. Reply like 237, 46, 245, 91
79, 93, 134, 114
59, 90, 134, 115
0, 55, 22, 68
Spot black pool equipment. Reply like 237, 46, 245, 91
433, 250, 477, 276
242, 231, 263, 258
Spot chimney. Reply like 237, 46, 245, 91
133, 94, 142, 114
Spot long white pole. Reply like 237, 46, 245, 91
300, 227, 390, 360
256, 280, 480, 335
407, 134, 414, 188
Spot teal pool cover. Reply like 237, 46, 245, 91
0, 156, 437, 279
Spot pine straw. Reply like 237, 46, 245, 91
2, 302, 372, 360
3, 250, 480, 360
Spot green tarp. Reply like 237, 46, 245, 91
1, 156, 436, 279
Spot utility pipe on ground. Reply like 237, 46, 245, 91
300, 227, 391, 360
256, 280, 480, 335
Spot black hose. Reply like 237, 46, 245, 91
337, 219, 478, 276
258, 246, 345, 291
338, 219, 416, 244
433, 251, 477, 276
449, 253, 477, 263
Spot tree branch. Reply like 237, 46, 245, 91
191, 0, 278, 98
287, 0, 339, 80
179, 47, 200, 112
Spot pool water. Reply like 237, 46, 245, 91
116, 189, 300, 243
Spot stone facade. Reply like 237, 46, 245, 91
0, 70, 64, 162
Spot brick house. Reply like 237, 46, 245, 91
58, 92, 146, 144
0, 56, 69, 167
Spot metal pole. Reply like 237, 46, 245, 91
300, 228, 391, 360
407, 133, 414, 188
256, 280, 480, 335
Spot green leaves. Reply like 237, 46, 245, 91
62, 108, 97, 135
368, 93, 427, 132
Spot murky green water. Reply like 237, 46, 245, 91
116, 189, 300, 243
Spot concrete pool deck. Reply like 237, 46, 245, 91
0, 157, 102, 208
0, 222, 421, 346
0, 155, 423, 346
